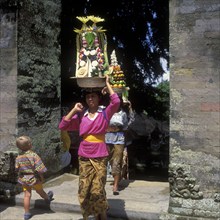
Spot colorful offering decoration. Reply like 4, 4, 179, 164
109, 50, 126, 88
109, 50, 129, 102
74, 16, 109, 78
72, 15, 130, 98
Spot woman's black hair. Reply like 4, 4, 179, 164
81, 88, 102, 98
81, 88, 107, 107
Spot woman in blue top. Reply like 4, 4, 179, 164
105, 98, 129, 195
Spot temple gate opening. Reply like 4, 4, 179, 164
0, 1, 219, 219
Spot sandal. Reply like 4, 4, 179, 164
113, 190, 119, 195
24, 213, 32, 220
45, 190, 54, 204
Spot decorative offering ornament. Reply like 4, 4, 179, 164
109, 50, 130, 101
72, 15, 110, 88
109, 50, 126, 89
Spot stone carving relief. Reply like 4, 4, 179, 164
169, 165, 203, 200
0, 0, 21, 8
0, 151, 18, 198
0, 151, 18, 182
214, 193, 220, 202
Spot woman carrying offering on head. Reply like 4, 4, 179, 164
58, 75, 120, 220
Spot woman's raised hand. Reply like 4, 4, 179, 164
105, 74, 110, 84
104, 74, 115, 95
74, 102, 84, 112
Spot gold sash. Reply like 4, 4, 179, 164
83, 134, 105, 143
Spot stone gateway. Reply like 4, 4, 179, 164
0, 1, 219, 219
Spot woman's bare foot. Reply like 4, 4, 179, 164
113, 185, 119, 195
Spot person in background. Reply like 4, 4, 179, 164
15, 136, 54, 220
121, 100, 135, 180
58, 75, 120, 220
60, 130, 72, 171
105, 97, 129, 195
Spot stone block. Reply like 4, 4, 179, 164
193, 209, 220, 218
200, 103, 220, 112
169, 207, 193, 216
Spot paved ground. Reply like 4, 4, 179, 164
0, 173, 169, 220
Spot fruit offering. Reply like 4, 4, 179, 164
74, 16, 109, 78
109, 50, 126, 88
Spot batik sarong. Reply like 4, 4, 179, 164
78, 156, 108, 219
108, 144, 124, 176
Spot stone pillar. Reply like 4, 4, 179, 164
0, 2, 18, 197
163, 0, 220, 219
0, 5, 17, 153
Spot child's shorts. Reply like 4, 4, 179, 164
22, 183, 43, 192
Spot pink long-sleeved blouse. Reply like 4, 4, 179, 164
59, 93, 120, 158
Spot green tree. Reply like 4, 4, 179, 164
154, 81, 170, 121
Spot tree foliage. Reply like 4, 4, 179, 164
61, 0, 169, 119
154, 81, 170, 121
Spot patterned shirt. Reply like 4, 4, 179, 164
15, 150, 47, 186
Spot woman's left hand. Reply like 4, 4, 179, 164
101, 86, 108, 95
103, 74, 115, 95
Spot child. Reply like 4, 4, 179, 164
15, 135, 54, 220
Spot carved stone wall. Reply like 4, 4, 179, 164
163, 0, 220, 219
